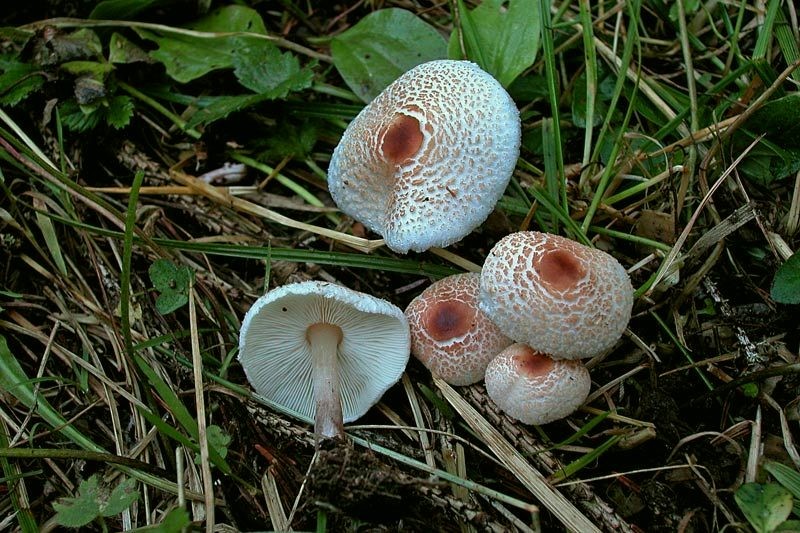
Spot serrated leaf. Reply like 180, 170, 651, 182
331, 8, 447, 102
0, 56, 45, 105
259, 119, 319, 159
59, 100, 104, 132
53, 476, 102, 528
101, 477, 139, 517
447, 0, 540, 87
232, 41, 313, 96
106, 95, 135, 129
735, 482, 793, 533
135, 5, 269, 83
771, 251, 800, 304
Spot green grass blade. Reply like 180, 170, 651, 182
0, 421, 38, 533
538, 0, 566, 211
120, 170, 144, 359
550, 435, 620, 483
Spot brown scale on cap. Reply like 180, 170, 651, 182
485, 344, 591, 425
479, 231, 634, 360
406, 273, 512, 386
424, 300, 474, 342
514, 347, 555, 377
381, 114, 424, 164
535, 246, 586, 292
327, 60, 521, 253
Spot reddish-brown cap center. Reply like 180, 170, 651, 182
513, 346, 555, 377
535, 249, 586, 292
381, 114, 423, 164
424, 300, 475, 342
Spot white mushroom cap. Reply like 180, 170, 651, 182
484, 344, 591, 425
479, 231, 633, 360
238, 281, 410, 433
327, 59, 521, 253
405, 273, 513, 386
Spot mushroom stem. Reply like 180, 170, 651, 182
307, 323, 345, 443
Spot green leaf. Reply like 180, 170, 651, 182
144, 507, 191, 532
53, 475, 139, 526
102, 477, 139, 517
108, 33, 153, 64
447, 0, 540, 87
155, 291, 188, 315
766, 462, 800, 501
776, 520, 800, 531
58, 100, 104, 132
668, 0, 701, 21
735, 482, 793, 533
745, 93, 800, 149
195, 425, 231, 464
135, 5, 269, 83
53, 476, 102, 527
771, 251, 800, 304
233, 41, 314, 96
90, 0, 164, 19
148, 259, 190, 293
184, 93, 269, 128
60, 60, 114, 78
106, 95, 135, 129
0, 56, 45, 106
331, 8, 447, 102
0, 27, 34, 46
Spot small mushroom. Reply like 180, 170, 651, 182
238, 281, 410, 442
405, 273, 513, 386
327, 59, 521, 253
484, 344, 591, 425
479, 231, 633, 360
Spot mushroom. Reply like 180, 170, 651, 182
484, 343, 591, 425
238, 281, 410, 442
479, 231, 633, 360
405, 273, 513, 386
327, 59, 521, 254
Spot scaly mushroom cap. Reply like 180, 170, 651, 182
327, 60, 521, 253
484, 344, 591, 425
238, 281, 410, 424
479, 231, 633, 359
405, 273, 513, 386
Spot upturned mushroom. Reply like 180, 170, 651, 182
238, 281, 410, 443
327, 59, 521, 253
479, 231, 633, 360
484, 343, 591, 425
405, 273, 512, 386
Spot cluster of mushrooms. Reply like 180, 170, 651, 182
238, 60, 634, 444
